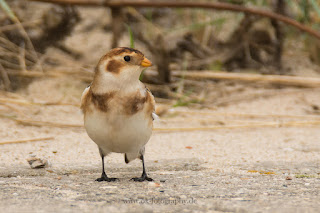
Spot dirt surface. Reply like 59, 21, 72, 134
0, 77, 320, 213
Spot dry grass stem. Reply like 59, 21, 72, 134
11, 17, 42, 71
0, 20, 41, 32
154, 120, 320, 132
0, 103, 27, 117
0, 63, 11, 90
0, 96, 79, 107
172, 71, 320, 88
14, 119, 83, 128
0, 97, 34, 106
0, 136, 54, 145
170, 110, 320, 120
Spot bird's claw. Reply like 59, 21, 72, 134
96, 177, 118, 182
96, 172, 118, 182
130, 176, 153, 182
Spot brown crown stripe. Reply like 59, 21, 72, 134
102, 47, 144, 61
106, 59, 124, 74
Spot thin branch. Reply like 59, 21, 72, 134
29, 0, 320, 40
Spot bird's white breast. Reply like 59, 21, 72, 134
84, 100, 152, 155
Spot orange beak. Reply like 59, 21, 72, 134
140, 57, 152, 67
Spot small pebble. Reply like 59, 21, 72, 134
286, 176, 292, 180
27, 157, 48, 169
148, 182, 161, 187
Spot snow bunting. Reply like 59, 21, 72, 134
81, 47, 155, 182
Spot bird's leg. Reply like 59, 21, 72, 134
96, 153, 118, 182
131, 155, 153, 182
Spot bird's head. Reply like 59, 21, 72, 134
92, 47, 152, 93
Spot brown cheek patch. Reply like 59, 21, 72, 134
124, 91, 147, 115
91, 92, 115, 112
106, 60, 124, 74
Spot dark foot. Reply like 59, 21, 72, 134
95, 172, 118, 182
131, 174, 153, 182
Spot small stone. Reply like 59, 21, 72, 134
286, 176, 292, 180
52, 151, 57, 154
57, 176, 62, 180
160, 179, 166, 183
27, 157, 48, 169
305, 183, 310, 186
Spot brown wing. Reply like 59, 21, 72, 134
80, 85, 91, 113
146, 87, 157, 120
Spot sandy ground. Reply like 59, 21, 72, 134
0, 77, 320, 213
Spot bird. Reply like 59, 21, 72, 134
80, 47, 156, 182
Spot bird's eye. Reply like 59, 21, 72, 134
124, 56, 131, 62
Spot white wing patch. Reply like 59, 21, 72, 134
152, 112, 159, 121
